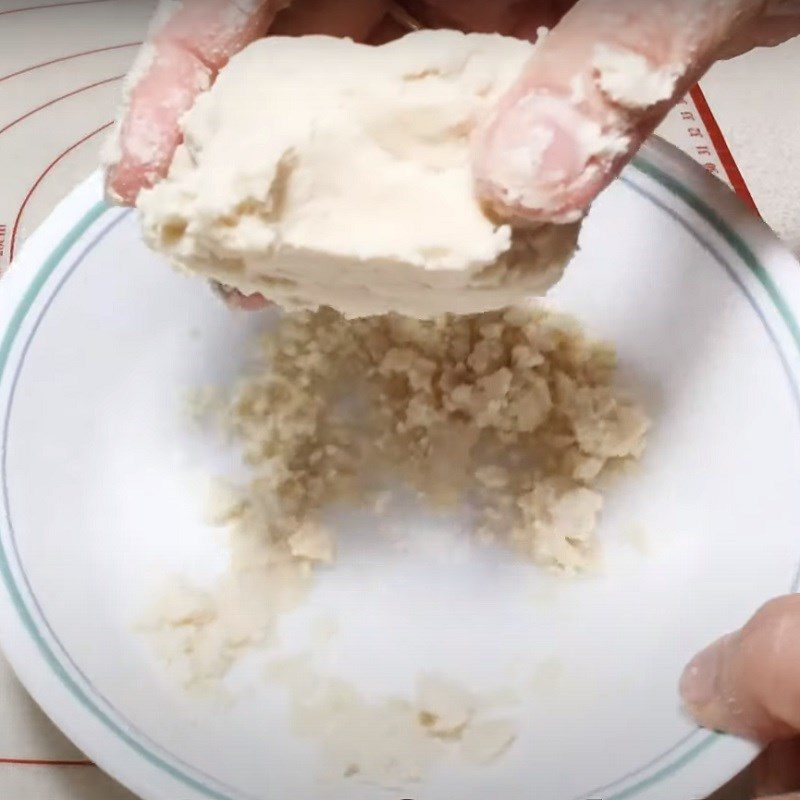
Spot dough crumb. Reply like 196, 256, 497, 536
624, 522, 651, 554
287, 520, 336, 564
592, 44, 681, 110
203, 478, 246, 526
184, 386, 223, 424
416, 674, 476, 737
460, 718, 518, 764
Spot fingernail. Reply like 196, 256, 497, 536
679, 636, 727, 710
477, 93, 625, 221
680, 638, 725, 709
478, 95, 583, 210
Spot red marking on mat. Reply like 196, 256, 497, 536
0, 757, 95, 767
0, 76, 123, 137
0, 0, 114, 16
0, 43, 141, 84
690, 85, 760, 216
8, 121, 114, 262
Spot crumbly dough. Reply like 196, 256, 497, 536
136, 31, 582, 318
145, 305, 648, 688
144, 304, 648, 786
459, 718, 518, 764
266, 657, 517, 787
591, 44, 680, 111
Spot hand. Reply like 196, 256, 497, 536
105, 0, 800, 304
681, 596, 800, 799
472, 0, 800, 221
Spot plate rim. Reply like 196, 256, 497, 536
0, 140, 798, 800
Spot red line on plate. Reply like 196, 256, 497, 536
0, 757, 95, 767
0, 0, 114, 15
0, 42, 141, 85
0, 75, 123, 138
8, 121, 114, 262
690, 85, 760, 216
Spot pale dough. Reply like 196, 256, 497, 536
145, 306, 648, 686
136, 30, 582, 318
266, 657, 518, 787
144, 305, 649, 786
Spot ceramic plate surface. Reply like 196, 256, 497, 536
1, 139, 799, 800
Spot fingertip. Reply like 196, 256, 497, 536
104, 169, 135, 208
474, 91, 632, 223
680, 636, 726, 712
104, 156, 163, 207
107, 1, 275, 206
105, 42, 211, 205
680, 596, 800, 742
678, 633, 761, 739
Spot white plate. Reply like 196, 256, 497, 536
1, 138, 799, 800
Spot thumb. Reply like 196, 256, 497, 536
473, 0, 767, 223
680, 595, 800, 742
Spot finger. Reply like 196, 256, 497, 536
103, 42, 211, 206
105, 0, 279, 205
473, 0, 769, 223
754, 739, 800, 796
157, 0, 284, 69
271, 0, 389, 38
213, 283, 271, 311
680, 595, 800, 742
719, 1, 800, 59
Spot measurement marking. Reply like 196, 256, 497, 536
0, 757, 95, 767
9, 121, 114, 261
690, 85, 760, 215
0, 76, 123, 138
0, 43, 141, 85
0, 0, 115, 16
